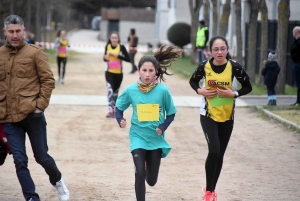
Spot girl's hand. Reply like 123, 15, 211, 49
120, 118, 127, 128
197, 87, 217, 98
216, 86, 235, 98
104, 55, 109, 60
156, 128, 163, 135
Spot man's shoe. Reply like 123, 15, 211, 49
290, 102, 299, 106
271, 100, 277, 106
54, 179, 69, 201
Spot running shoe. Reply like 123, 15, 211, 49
202, 191, 214, 201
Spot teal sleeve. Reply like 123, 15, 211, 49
116, 88, 131, 111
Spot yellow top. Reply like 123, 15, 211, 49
57, 39, 68, 58
107, 44, 122, 74
205, 61, 234, 122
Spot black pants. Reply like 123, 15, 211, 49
4, 113, 61, 200
267, 85, 276, 96
129, 52, 137, 72
200, 115, 233, 192
105, 71, 123, 111
57, 57, 67, 78
131, 148, 162, 201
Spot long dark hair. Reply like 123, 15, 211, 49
106, 31, 120, 46
209, 35, 232, 60
138, 45, 182, 82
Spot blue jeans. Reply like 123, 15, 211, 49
198, 50, 206, 64
293, 63, 300, 103
3, 112, 61, 201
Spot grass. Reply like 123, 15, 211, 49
45, 49, 83, 64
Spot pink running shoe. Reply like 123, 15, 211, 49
202, 187, 217, 201
202, 191, 214, 201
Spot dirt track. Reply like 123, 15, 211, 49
1, 53, 299, 201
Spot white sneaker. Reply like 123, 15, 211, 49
54, 179, 69, 201
57, 76, 61, 84
60, 78, 65, 84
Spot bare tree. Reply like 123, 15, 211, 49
203, 0, 210, 26
188, 0, 203, 63
234, 0, 243, 64
219, 0, 231, 37
258, 0, 268, 86
246, 0, 259, 82
10, 0, 15, 14
26, 0, 32, 31
35, 0, 41, 42
211, 0, 218, 36
276, 0, 290, 94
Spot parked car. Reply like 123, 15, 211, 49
91, 16, 101, 30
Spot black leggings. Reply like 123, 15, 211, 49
131, 148, 162, 201
200, 115, 233, 192
105, 71, 123, 111
57, 57, 67, 78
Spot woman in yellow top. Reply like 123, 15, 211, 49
189, 36, 252, 201
103, 31, 130, 118
54, 30, 69, 84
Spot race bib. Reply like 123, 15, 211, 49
136, 104, 159, 122
58, 47, 67, 54
108, 60, 121, 69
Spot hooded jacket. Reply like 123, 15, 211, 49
0, 40, 55, 123
261, 60, 281, 87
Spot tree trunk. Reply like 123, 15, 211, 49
219, 0, 231, 37
276, 0, 290, 94
203, 0, 210, 27
258, 0, 268, 86
27, 0, 32, 31
35, 0, 41, 42
246, 0, 259, 82
234, 0, 243, 64
10, 0, 15, 14
189, 0, 203, 64
211, 0, 218, 36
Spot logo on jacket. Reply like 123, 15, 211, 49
208, 80, 230, 87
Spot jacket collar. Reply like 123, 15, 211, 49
5, 38, 26, 54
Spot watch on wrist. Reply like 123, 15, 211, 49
234, 91, 239, 98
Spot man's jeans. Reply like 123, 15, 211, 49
4, 112, 61, 201
129, 52, 137, 72
198, 50, 206, 64
293, 63, 300, 103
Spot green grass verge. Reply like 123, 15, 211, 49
45, 49, 83, 64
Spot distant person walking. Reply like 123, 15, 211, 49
54, 30, 69, 84
0, 15, 69, 201
103, 31, 130, 118
261, 51, 281, 105
195, 20, 209, 64
128, 28, 139, 74
291, 26, 300, 106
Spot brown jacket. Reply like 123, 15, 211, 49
0, 40, 55, 123
127, 34, 138, 53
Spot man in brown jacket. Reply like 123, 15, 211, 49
0, 15, 69, 201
